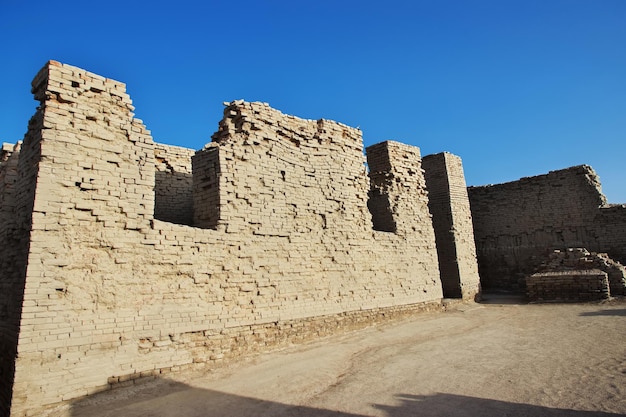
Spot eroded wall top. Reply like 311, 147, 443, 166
195, 100, 371, 235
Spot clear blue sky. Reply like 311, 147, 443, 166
1, 0, 625, 202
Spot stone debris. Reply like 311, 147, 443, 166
527, 270, 610, 302
534, 248, 626, 297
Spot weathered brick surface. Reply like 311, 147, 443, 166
468, 166, 626, 291
594, 204, 626, 264
0, 61, 480, 416
422, 153, 481, 300
154, 143, 194, 225
0, 142, 26, 411
0, 119, 43, 414
367, 141, 432, 236
536, 248, 626, 296
526, 270, 609, 302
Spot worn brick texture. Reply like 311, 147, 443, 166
535, 248, 626, 297
365, 143, 478, 301
154, 143, 195, 226
0, 139, 36, 413
422, 153, 481, 300
468, 166, 626, 292
526, 270, 609, 302
0, 61, 480, 416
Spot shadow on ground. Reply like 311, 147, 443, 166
376, 393, 625, 417
478, 292, 528, 305
580, 308, 626, 317
69, 380, 624, 417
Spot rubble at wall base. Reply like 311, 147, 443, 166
527, 270, 610, 302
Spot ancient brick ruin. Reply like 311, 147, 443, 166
0, 61, 481, 416
422, 152, 481, 299
526, 248, 626, 302
3, 60, 626, 417
469, 166, 626, 293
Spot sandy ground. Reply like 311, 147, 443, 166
56, 296, 626, 417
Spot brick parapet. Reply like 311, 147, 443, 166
206, 101, 371, 236
366, 141, 430, 235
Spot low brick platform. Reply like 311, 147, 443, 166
526, 270, 610, 302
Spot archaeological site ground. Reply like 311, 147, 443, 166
0, 61, 625, 416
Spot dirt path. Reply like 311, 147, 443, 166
58, 296, 626, 417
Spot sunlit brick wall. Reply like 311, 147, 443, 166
5, 61, 459, 416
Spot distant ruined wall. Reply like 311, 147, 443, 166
422, 153, 481, 299
594, 204, 626, 263
468, 166, 626, 291
1, 61, 479, 416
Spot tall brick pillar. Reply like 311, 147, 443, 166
422, 152, 481, 300
9, 61, 156, 416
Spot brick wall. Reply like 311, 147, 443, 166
0, 141, 29, 413
422, 153, 481, 299
468, 166, 626, 291
0, 113, 43, 415
154, 143, 194, 225
367, 141, 430, 235
1, 61, 482, 416
200, 102, 371, 236
594, 204, 626, 264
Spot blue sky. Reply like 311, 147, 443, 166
1, 0, 625, 202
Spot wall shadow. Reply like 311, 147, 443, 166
69, 378, 363, 417
69, 380, 625, 417
580, 308, 626, 317
375, 393, 625, 417
478, 292, 528, 305
154, 170, 194, 226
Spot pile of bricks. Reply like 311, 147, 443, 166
527, 270, 609, 302
535, 248, 626, 296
